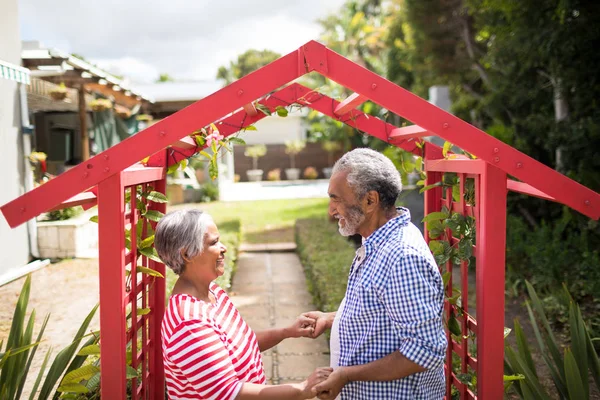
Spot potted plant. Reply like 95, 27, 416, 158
244, 145, 267, 182
89, 98, 113, 112
49, 82, 68, 101
303, 166, 319, 179
284, 140, 306, 180
267, 168, 281, 181
322, 140, 342, 178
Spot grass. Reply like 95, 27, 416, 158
295, 218, 356, 314
177, 198, 330, 243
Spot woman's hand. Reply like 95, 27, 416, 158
301, 367, 333, 399
284, 315, 316, 338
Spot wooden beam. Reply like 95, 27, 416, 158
47, 192, 97, 211
79, 84, 90, 161
506, 179, 555, 202
334, 92, 368, 115
389, 125, 430, 142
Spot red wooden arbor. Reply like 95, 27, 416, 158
2, 41, 599, 399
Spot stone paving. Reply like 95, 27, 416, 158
229, 250, 331, 391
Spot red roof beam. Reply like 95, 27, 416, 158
47, 192, 97, 212
507, 179, 555, 202
334, 92, 369, 115
388, 125, 430, 142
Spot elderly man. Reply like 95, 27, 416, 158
306, 148, 447, 400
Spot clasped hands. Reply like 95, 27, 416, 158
286, 311, 347, 399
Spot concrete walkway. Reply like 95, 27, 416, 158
229, 251, 330, 389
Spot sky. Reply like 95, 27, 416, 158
19, 0, 347, 84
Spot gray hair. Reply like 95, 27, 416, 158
332, 148, 402, 210
154, 209, 213, 275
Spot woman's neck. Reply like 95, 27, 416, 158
173, 274, 212, 303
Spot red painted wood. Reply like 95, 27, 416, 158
47, 192, 97, 211
1, 49, 302, 228
425, 159, 486, 175
334, 92, 369, 115
388, 125, 430, 142
507, 179, 555, 201
304, 41, 599, 219
98, 172, 127, 398
476, 163, 507, 398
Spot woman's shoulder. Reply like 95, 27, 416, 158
167, 293, 214, 323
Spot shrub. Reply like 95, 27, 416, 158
45, 206, 83, 221
303, 166, 319, 180
295, 218, 355, 314
200, 183, 219, 202
267, 169, 281, 181
284, 140, 306, 169
244, 145, 267, 170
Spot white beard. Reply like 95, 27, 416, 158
337, 206, 365, 237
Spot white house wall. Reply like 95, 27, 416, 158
0, 0, 31, 274
237, 114, 305, 145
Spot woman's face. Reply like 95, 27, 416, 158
187, 220, 227, 280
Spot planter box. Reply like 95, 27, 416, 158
37, 209, 99, 259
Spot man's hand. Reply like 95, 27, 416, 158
313, 367, 349, 400
301, 367, 333, 399
302, 311, 334, 338
284, 315, 316, 339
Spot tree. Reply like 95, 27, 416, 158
216, 49, 281, 85
156, 73, 174, 82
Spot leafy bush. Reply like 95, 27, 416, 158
506, 213, 600, 334
505, 281, 600, 399
45, 206, 83, 221
200, 183, 219, 202
295, 218, 355, 314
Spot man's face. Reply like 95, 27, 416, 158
328, 171, 366, 236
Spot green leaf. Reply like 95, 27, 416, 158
143, 210, 164, 222
89, 215, 98, 223
126, 366, 139, 379
76, 345, 100, 356
458, 239, 473, 261
428, 240, 445, 256
586, 320, 600, 393
138, 247, 162, 263
56, 383, 89, 394
564, 348, 586, 400
60, 364, 100, 385
228, 136, 247, 145
194, 135, 206, 148
145, 191, 168, 203
138, 235, 155, 249
505, 345, 551, 399
442, 271, 451, 288
208, 158, 218, 181
448, 312, 461, 336
422, 211, 449, 224
29, 347, 53, 400
137, 308, 151, 316
569, 301, 589, 397
242, 126, 256, 132
199, 150, 212, 160
504, 327, 512, 339
427, 219, 445, 239
136, 266, 164, 278
275, 105, 288, 117
85, 372, 100, 391
419, 182, 442, 194
515, 319, 537, 378
255, 102, 272, 116
167, 162, 180, 175
442, 141, 453, 158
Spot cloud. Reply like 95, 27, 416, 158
19, 0, 347, 83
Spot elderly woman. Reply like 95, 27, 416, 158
155, 209, 331, 400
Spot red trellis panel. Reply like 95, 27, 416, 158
2, 40, 599, 399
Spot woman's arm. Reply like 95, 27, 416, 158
255, 315, 315, 352
236, 367, 332, 400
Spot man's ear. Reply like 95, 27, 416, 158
365, 190, 380, 211
180, 248, 190, 263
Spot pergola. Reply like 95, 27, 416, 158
2, 40, 599, 399
22, 45, 154, 161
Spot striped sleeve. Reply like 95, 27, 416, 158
166, 319, 243, 400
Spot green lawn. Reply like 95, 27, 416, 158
174, 198, 330, 243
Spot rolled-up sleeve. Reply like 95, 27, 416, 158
380, 249, 446, 370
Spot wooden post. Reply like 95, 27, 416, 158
78, 84, 90, 161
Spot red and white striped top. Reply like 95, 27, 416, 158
162, 283, 266, 400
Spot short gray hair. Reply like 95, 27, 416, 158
332, 148, 402, 209
154, 209, 213, 275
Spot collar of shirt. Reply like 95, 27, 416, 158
349, 207, 411, 277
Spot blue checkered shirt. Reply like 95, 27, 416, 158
337, 208, 446, 399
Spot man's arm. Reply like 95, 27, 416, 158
255, 315, 315, 352
313, 350, 426, 398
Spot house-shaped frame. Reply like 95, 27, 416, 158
2, 40, 599, 399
